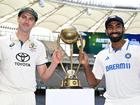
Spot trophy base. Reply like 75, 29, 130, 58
60, 86, 82, 89
60, 78, 82, 89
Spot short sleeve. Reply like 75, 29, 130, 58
0, 48, 2, 61
0, 37, 3, 61
36, 41, 48, 65
92, 53, 104, 80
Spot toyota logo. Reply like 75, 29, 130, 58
16, 53, 30, 62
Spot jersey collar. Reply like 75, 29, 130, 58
9, 32, 37, 49
10, 32, 34, 43
109, 39, 129, 53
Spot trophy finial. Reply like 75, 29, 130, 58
60, 25, 79, 44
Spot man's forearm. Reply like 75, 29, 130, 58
83, 63, 100, 88
40, 62, 58, 83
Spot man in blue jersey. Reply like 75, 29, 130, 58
79, 15, 140, 105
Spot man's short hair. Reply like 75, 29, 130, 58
105, 15, 124, 28
18, 7, 38, 22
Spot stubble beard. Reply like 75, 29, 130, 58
109, 35, 123, 42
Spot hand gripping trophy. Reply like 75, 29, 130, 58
57, 25, 84, 88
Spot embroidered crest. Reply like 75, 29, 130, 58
125, 53, 131, 59
29, 42, 37, 52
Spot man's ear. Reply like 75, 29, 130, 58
17, 17, 19, 23
122, 27, 125, 34
105, 29, 108, 36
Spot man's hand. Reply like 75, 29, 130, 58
52, 49, 63, 64
79, 52, 89, 65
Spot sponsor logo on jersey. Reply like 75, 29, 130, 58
15, 52, 30, 67
106, 63, 131, 72
105, 56, 110, 60
9, 42, 15, 47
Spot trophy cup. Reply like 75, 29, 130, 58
57, 25, 84, 89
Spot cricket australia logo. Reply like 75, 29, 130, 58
15, 52, 31, 67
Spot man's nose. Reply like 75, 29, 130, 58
111, 27, 118, 32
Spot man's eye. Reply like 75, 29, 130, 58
21, 15, 26, 19
29, 18, 35, 21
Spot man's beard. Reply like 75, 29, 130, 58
108, 32, 123, 42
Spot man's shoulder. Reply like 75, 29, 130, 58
96, 47, 109, 58
98, 47, 109, 54
129, 40, 140, 46
32, 38, 42, 44
0, 35, 10, 42
31, 38, 46, 48
0, 35, 9, 39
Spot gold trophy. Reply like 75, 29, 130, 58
57, 25, 84, 88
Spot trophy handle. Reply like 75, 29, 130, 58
70, 44, 73, 71
75, 34, 84, 75
78, 34, 84, 52
57, 35, 67, 73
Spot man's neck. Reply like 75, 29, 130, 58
16, 30, 30, 43
111, 39, 126, 50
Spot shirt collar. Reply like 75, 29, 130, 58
109, 39, 129, 53
10, 32, 34, 43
